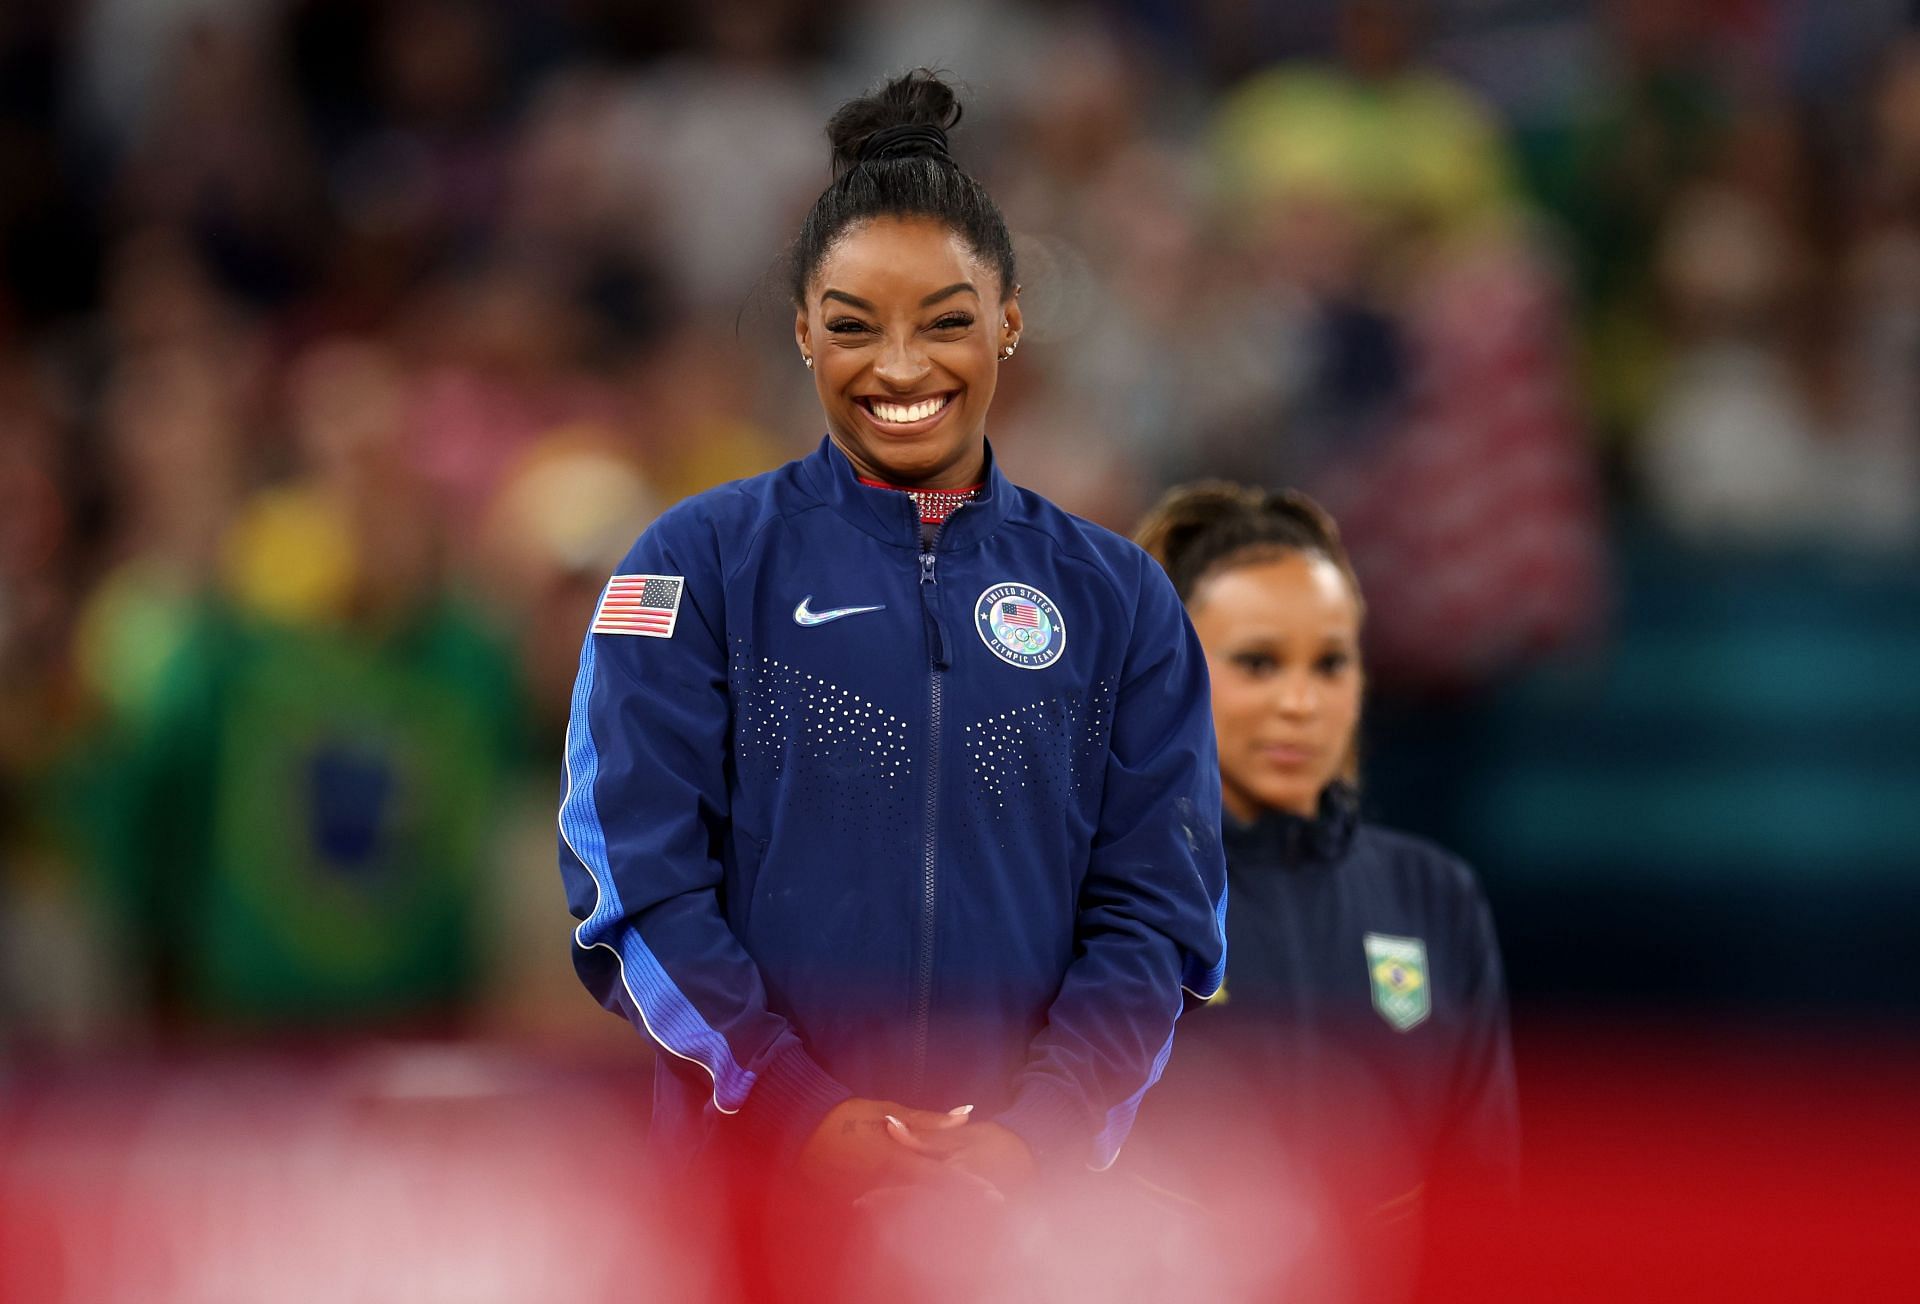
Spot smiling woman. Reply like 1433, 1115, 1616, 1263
798, 216, 1017, 490
556, 68, 1227, 1238
791, 74, 1022, 493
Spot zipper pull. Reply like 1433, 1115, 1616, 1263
918, 549, 948, 667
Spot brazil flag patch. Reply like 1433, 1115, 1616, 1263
1363, 933, 1430, 1032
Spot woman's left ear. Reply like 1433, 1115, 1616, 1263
1000, 291, 1023, 352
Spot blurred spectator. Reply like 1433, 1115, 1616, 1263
1207, 0, 1608, 689
396, 255, 620, 537
1640, 72, 1920, 548
74, 232, 256, 727
601, 7, 828, 311
0, 360, 73, 776
616, 325, 795, 503
1547, 0, 1736, 447
1845, 37, 1920, 545
114, 15, 324, 308
58, 334, 523, 1035
1316, 218, 1609, 688
985, 10, 1180, 526
0, 357, 92, 1054
497, 68, 674, 360
470, 431, 664, 1042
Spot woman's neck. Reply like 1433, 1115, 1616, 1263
1224, 789, 1323, 826
832, 434, 986, 493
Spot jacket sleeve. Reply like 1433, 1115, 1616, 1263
557, 502, 850, 1155
993, 559, 1228, 1170
1438, 875, 1521, 1192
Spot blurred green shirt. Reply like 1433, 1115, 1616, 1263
68, 597, 522, 1030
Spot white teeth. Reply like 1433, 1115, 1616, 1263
870, 395, 948, 424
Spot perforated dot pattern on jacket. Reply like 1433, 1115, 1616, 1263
964, 678, 1116, 840
731, 644, 915, 839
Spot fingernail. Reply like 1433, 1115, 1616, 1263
948, 1105, 975, 1117
884, 1114, 908, 1131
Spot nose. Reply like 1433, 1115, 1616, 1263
1273, 669, 1319, 719
872, 334, 931, 390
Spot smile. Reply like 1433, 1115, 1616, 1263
858, 392, 955, 430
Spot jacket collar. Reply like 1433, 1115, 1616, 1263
1221, 783, 1360, 867
801, 435, 1015, 551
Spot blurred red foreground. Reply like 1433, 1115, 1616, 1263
2, 1026, 1914, 1303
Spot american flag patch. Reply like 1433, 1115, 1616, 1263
593, 574, 684, 638
1000, 600, 1040, 628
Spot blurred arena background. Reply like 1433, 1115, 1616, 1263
0, 0, 1916, 1299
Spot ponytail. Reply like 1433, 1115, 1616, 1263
1134, 481, 1364, 620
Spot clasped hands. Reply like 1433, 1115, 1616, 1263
796, 1097, 1036, 1205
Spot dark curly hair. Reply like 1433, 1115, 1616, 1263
788, 70, 1017, 305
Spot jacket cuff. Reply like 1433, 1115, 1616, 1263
994, 1075, 1095, 1169
736, 1041, 852, 1161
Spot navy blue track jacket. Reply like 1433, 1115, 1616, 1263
558, 437, 1227, 1170
1133, 787, 1518, 1206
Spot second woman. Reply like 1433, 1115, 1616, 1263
1132, 483, 1518, 1218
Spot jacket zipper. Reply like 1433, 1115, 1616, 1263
911, 511, 958, 1097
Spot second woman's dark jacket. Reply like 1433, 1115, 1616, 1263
1133, 787, 1518, 1209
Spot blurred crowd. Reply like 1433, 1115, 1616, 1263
2, 0, 1917, 1053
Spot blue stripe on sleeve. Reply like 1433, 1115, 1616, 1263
558, 632, 755, 1113
1097, 821, 1226, 1166
1183, 877, 1229, 1000
1089, 1013, 1181, 1171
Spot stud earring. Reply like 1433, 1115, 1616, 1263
999, 343, 1017, 361
803, 354, 813, 370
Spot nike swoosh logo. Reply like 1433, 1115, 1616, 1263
793, 596, 887, 627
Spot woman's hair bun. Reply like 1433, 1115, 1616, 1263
789, 69, 1013, 305
1133, 483, 1257, 575
1134, 480, 1364, 615
1262, 488, 1344, 552
827, 69, 963, 176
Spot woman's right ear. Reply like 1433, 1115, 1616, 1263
794, 310, 813, 371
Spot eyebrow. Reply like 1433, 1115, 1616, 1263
919, 282, 977, 306
819, 282, 979, 311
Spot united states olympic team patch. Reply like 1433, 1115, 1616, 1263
974, 582, 1065, 670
